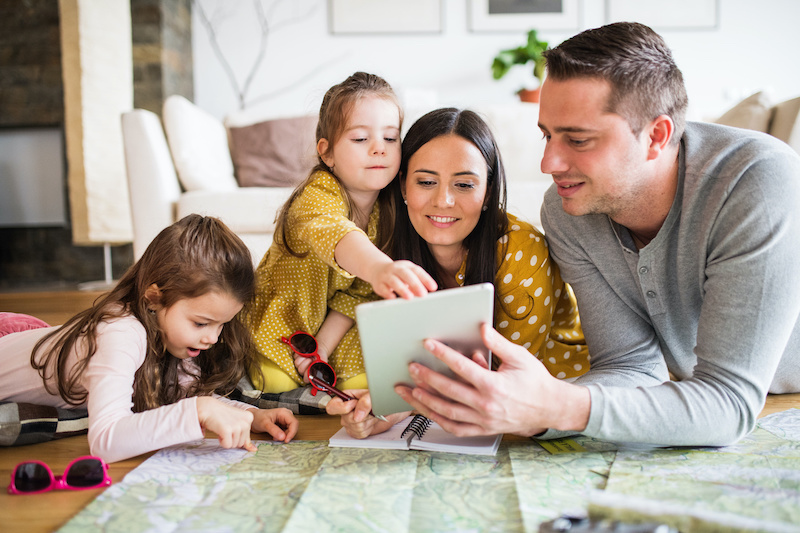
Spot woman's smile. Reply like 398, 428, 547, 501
404, 134, 488, 255
428, 215, 460, 226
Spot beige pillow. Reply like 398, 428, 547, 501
162, 95, 238, 192
228, 116, 318, 188
768, 96, 800, 155
714, 91, 774, 133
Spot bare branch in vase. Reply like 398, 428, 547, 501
192, 0, 323, 110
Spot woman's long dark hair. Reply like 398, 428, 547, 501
389, 108, 508, 288
31, 215, 256, 412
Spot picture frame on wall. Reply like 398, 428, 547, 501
606, 0, 719, 30
328, 0, 443, 35
468, 0, 580, 33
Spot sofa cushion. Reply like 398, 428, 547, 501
163, 95, 238, 192
177, 187, 294, 265
714, 91, 774, 132
768, 96, 800, 154
177, 187, 293, 233
228, 115, 317, 187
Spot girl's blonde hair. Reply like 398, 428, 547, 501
31, 214, 257, 412
274, 72, 402, 257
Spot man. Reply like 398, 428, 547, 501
393, 22, 800, 446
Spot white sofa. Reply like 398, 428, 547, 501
121, 100, 295, 264
121, 97, 553, 265
121, 91, 800, 266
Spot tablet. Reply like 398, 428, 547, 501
356, 283, 494, 416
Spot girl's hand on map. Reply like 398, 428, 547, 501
250, 408, 299, 443
326, 389, 410, 439
197, 396, 256, 451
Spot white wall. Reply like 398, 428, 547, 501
193, 0, 800, 123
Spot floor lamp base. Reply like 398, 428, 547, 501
78, 243, 117, 291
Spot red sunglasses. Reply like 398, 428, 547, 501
281, 331, 356, 400
8, 456, 112, 495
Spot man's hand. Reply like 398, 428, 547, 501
394, 324, 591, 437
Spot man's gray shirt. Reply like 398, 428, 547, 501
540, 121, 800, 446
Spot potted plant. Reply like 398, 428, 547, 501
491, 29, 548, 103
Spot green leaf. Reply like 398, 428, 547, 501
491, 29, 550, 82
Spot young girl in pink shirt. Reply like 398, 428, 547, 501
0, 214, 298, 462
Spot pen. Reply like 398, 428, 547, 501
309, 376, 389, 422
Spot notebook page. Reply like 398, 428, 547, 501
328, 416, 415, 450
409, 420, 502, 456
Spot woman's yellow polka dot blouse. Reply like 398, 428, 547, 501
457, 214, 590, 379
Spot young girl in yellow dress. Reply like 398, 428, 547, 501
245, 72, 436, 393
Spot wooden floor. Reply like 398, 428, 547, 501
0, 288, 107, 326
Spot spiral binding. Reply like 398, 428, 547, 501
401, 414, 432, 440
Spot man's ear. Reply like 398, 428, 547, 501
144, 284, 162, 309
646, 115, 675, 160
317, 138, 333, 168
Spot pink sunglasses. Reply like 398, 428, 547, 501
8, 456, 112, 495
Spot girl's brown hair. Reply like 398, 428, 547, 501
273, 71, 402, 257
31, 214, 257, 412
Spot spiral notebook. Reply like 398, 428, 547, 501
328, 414, 502, 456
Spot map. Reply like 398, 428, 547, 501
60, 410, 800, 533
592, 409, 800, 532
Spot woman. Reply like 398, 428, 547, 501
328, 108, 589, 437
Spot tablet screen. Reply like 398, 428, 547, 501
356, 283, 494, 416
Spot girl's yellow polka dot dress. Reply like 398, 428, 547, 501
244, 171, 380, 392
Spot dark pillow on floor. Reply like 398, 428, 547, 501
0, 401, 88, 447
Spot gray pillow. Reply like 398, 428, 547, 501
228, 115, 318, 187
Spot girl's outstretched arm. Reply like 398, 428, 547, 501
334, 231, 437, 299
86, 317, 212, 463
85, 316, 283, 462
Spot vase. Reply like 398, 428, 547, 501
518, 88, 540, 103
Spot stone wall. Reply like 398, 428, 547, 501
0, 0, 63, 127
132, 0, 193, 116
0, 0, 192, 289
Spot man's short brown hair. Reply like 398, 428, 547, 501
544, 22, 688, 145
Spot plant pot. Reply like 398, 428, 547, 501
518, 88, 540, 103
